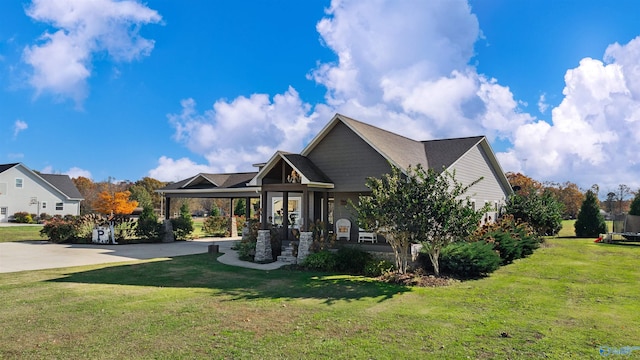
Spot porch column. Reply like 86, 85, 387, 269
322, 191, 329, 226
283, 191, 289, 241
302, 187, 309, 231
165, 197, 171, 219
245, 197, 251, 219
261, 190, 268, 229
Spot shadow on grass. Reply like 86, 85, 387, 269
49, 253, 409, 305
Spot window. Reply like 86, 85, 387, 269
55, 203, 63, 211
42, 202, 47, 209
15, 178, 23, 188
272, 196, 302, 227
0, 207, 6, 215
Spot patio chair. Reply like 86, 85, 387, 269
336, 218, 351, 241
358, 229, 377, 243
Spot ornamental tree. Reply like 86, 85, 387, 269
354, 164, 485, 275
504, 189, 564, 236
94, 190, 138, 215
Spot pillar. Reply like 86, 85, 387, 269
255, 230, 273, 262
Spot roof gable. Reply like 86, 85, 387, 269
0, 163, 19, 174
422, 136, 484, 172
301, 114, 428, 172
249, 152, 333, 187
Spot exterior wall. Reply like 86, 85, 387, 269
449, 143, 510, 221
0, 166, 80, 222
307, 122, 392, 192
331, 191, 361, 241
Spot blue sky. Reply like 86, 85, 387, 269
1, 0, 640, 192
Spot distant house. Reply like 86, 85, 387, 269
158, 114, 512, 240
0, 163, 83, 222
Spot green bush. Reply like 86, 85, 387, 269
171, 203, 194, 240
235, 239, 257, 261
203, 216, 230, 237
440, 241, 501, 278
301, 250, 337, 271
13, 212, 34, 224
136, 205, 162, 241
472, 214, 540, 265
334, 247, 372, 274
363, 258, 395, 277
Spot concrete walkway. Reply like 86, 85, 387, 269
0, 237, 288, 273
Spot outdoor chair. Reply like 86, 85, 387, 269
336, 218, 351, 241
358, 229, 377, 243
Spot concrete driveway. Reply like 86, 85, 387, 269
0, 238, 240, 273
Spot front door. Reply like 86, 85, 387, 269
0, 207, 7, 222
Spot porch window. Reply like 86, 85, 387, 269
272, 197, 301, 228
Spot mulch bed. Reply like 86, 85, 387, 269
379, 271, 460, 287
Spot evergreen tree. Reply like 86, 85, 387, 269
575, 190, 607, 237
234, 198, 246, 217
629, 191, 640, 216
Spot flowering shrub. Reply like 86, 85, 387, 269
13, 212, 34, 224
40, 216, 79, 243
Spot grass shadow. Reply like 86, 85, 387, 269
48, 253, 409, 305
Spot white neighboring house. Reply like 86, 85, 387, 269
0, 163, 83, 222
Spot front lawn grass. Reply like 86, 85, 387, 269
2, 236, 639, 359
0, 225, 43, 242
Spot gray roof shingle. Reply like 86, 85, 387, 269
40, 174, 84, 199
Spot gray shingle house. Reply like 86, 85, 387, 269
158, 114, 512, 240
0, 163, 83, 222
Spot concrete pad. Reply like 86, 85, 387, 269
0, 237, 287, 273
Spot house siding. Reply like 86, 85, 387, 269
449, 143, 509, 220
0, 166, 80, 221
307, 122, 391, 192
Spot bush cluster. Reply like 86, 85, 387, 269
136, 206, 162, 241
203, 216, 230, 237
301, 247, 394, 276
40, 216, 80, 243
472, 214, 541, 265
439, 241, 501, 278
13, 212, 36, 224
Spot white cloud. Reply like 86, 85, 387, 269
157, 0, 640, 190
23, 0, 161, 105
40, 165, 92, 179
164, 86, 317, 175
498, 37, 640, 189
148, 156, 215, 182
13, 119, 28, 137
65, 167, 92, 179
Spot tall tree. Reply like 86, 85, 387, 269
506, 172, 542, 193
629, 190, 640, 216
72, 176, 97, 215
575, 190, 607, 237
354, 165, 485, 275
544, 181, 584, 219
132, 177, 166, 209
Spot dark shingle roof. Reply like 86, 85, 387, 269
158, 172, 257, 191
0, 163, 19, 174
40, 174, 84, 199
282, 154, 332, 183
338, 115, 429, 170
423, 136, 484, 172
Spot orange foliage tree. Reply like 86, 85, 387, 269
94, 191, 139, 215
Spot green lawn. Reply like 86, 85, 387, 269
0, 225, 43, 242
2, 231, 639, 358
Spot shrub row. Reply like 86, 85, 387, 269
301, 247, 394, 277
420, 215, 542, 278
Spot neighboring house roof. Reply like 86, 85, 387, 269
0, 163, 20, 174
0, 163, 84, 200
40, 174, 84, 200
